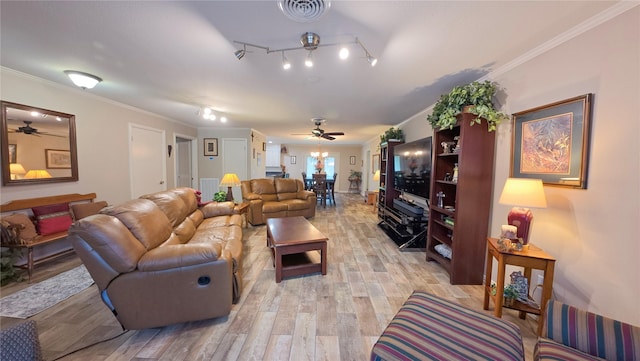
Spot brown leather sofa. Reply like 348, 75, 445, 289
68, 187, 243, 330
241, 178, 316, 225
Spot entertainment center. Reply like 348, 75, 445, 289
377, 138, 431, 250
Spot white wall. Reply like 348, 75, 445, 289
398, 7, 640, 325
0, 68, 197, 205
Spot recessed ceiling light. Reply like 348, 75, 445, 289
64, 70, 102, 89
339, 47, 349, 60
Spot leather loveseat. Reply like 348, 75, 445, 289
241, 178, 316, 226
68, 187, 243, 330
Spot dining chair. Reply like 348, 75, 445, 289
328, 173, 337, 205
312, 173, 327, 208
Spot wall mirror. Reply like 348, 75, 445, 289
1, 101, 78, 185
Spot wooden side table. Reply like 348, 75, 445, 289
234, 202, 250, 228
483, 237, 555, 336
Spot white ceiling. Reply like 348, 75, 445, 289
0, 1, 620, 145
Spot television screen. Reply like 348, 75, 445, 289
393, 137, 432, 199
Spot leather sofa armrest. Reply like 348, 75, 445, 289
200, 201, 235, 218
243, 192, 262, 201
137, 243, 223, 271
297, 190, 316, 200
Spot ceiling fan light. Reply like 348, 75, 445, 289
64, 70, 102, 89
220, 116, 227, 123
339, 47, 349, 60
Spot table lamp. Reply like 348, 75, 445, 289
498, 178, 547, 247
9, 163, 26, 179
24, 170, 52, 179
373, 170, 380, 183
219, 173, 241, 202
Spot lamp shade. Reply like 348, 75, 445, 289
24, 170, 52, 179
498, 178, 547, 209
219, 173, 241, 187
9, 163, 26, 175
373, 170, 380, 181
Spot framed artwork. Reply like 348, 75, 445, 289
203, 138, 218, 156
8, 144, 16, 163
262, 142, 266, 151
372, 154, 380, 173
511, 94, 593, 188
45, 149, 71, 169
350, 156, 356, 165
290, 155, 296, 164
252, 148, 255, 159
257, 152, 262, 166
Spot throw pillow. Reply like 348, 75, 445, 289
1, 213, 38, 243
31, 203, 73, 236
70, 201, 108, 220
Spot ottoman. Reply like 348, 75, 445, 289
371, 291, 525, 361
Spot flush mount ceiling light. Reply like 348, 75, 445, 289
233, 32, 377, 70
64, 70, 103, 89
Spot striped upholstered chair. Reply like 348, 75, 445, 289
535, 300, 640, 361
371, 291, 525, 360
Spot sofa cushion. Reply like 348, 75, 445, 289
1, 213, 38, 242
275, 178, 299, 200
544, 300, 640, 361
100, 199, 172, 250
71, 201, 108, 221
140, 191, 188, 227
535, 338, 604, 361
262, 201, 288, 213
32, 203, 73, 236
173, 217, 196, 244
170, 187, 198, 214
282, 199, 312, 211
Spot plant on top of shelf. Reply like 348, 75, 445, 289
427, 80, 509, 132
348, 170, 362, 181
380, 127, 404, 144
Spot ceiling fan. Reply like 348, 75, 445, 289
9, 120, 65, 137
293, 118, 345, 141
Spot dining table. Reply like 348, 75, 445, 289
304, 175, 337, 205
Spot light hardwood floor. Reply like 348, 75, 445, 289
1, 194, 539, 360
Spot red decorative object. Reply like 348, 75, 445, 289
507, 207, 534, 245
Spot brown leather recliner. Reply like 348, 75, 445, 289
68, 187, 243, 330
241, 178, 316, 225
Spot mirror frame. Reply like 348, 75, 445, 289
1, 101, 78, 185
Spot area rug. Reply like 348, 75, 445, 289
0, 265, 94, 319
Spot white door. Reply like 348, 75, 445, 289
176, 137, 193, 188
222, 138, 248, 202
130, 124, 166, 198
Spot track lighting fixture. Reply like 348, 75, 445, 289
233, 32, 377, 69
234, 44, 246, 60
64, 70, 103, 89
282, 51, 291, 70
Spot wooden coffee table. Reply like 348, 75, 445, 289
266, 216, 328, 283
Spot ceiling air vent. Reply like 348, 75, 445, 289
278, 0, 331, 23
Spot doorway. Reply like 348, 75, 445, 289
130, 124, 166, 198
175, 135, 196, 188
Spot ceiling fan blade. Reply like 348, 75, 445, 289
324, 132, 344, 136
321, 134, 335, 140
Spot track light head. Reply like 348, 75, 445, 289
234, 44, 247, 60
367, 55, 378, 67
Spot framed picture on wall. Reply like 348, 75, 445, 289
372, 154, 380, 173
204, 138, 218, 156
350, 156, 356, 165
290, 155, 296, 164
45, 149, 71, 169
511, 93, 593, 188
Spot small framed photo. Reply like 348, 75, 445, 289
350, 156, 356, 165
262, 142, 266, 151
45, 149, 71, 169
511, 94, 593, 188
372, 154, 380, 173
290, 155, 296, 164
204, 138, 218, 156
8, 144, 16, 163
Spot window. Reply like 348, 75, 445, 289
306, 156, 335, 179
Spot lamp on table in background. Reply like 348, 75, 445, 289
219, 173, 241, 202
24, 170, 52, 179
9, 163, 26, 179
373, 169, 380, 183
498, 178, 547, 247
